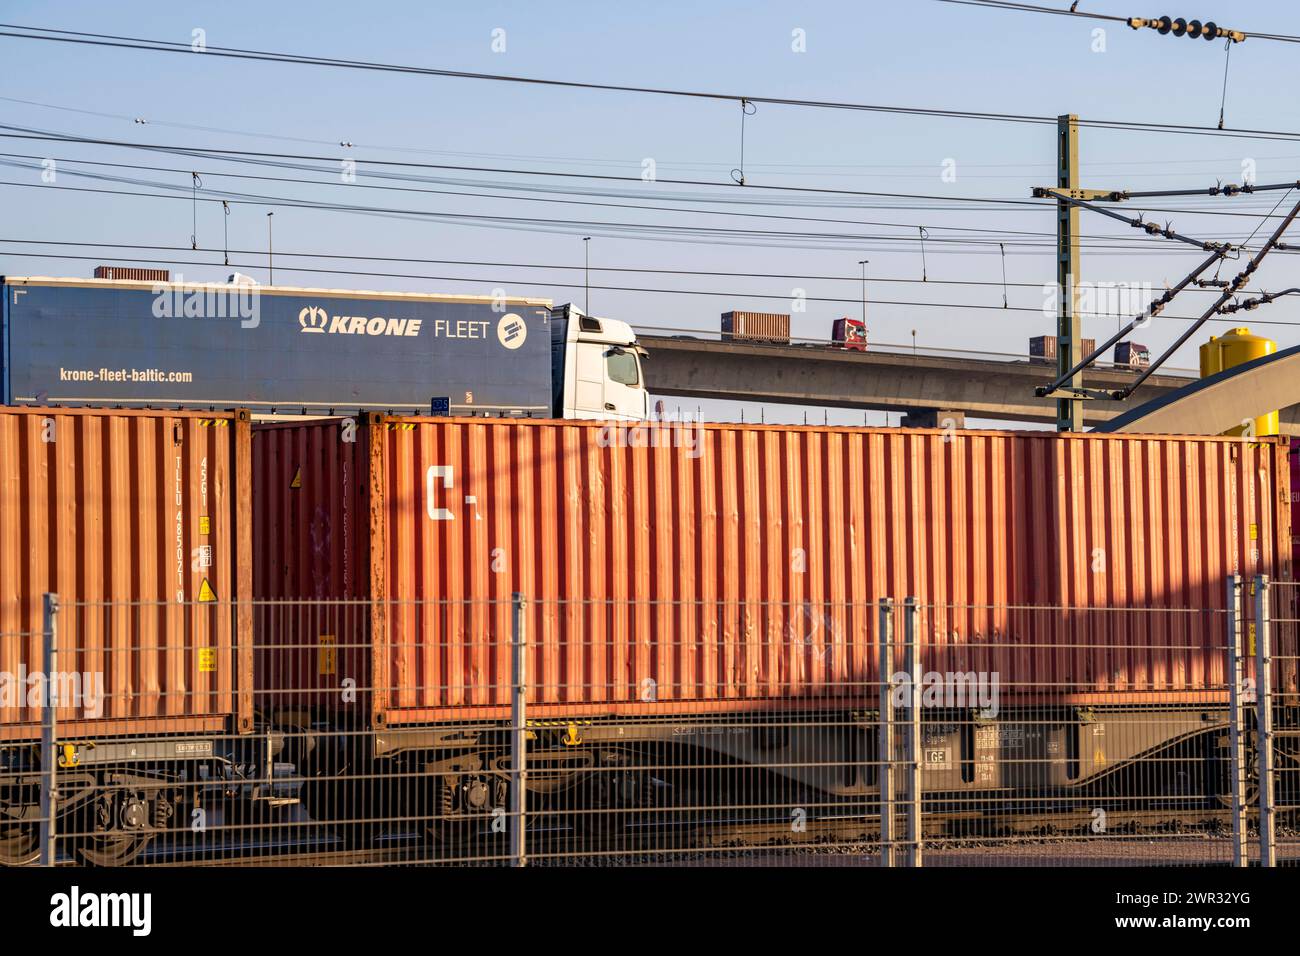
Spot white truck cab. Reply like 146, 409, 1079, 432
551, 304, 649, 421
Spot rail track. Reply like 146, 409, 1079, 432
40, 801, 1297, 867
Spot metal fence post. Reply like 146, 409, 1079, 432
903, 597, 923, 867
1254, 575, 1275, 868
510, 593, 527, 868
38, 593, 58, 867
877, 599, 895, 868
1225, 574, 1247, 867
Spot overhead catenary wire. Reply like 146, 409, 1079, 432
13, 90, 1300, 180
0, 125, 1054, 206
6, 127, 1295, 227
0, 151, 1121, 242
1218, 38, 1233, 130
6, 176, 1226, 255
934, 0, 1300, 43
10, 165, 1290, 257
6, 24, 1300, 143
1046, 187, 1300, 396
933, 1, 1126, 24
0, 236, 1280, 294
4, 242, 1299, 329
1120, 191, 1300, 395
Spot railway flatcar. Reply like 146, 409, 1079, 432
3, 408, 1296, 863
252, 417, 1296, 846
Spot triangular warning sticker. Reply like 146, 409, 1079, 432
197, 578, 217, 603
290, 466, 302, 489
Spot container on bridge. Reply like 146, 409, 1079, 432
252, 418, 1294, 729
91, 265, 171, 282
1030, 335, 1098, 363
721, 311, 791, 344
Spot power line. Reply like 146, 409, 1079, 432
935, 1, 1124, 22
13, 174, 1213, 254
0, 235, 1278, 292
4, 243, 1298, 328
0, 125, 1049, 206
936, 0, 1300, 42
5, 24, 1300, 143
11, 92, 1300, 177
0, 152, 1095, 242
7, 126, 1294, 227
7, 126, 1289, 232
3, 177, 1092, 251
10, 165, 1289, 261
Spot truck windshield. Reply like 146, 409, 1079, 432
607, 349, 640, 386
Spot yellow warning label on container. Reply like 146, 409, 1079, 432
197, 578, 217, 603
319, 634, 337, 676
199, 515, 211, 535
199, 648, 216, 672
290, 466, 302, 489
1250, 523, 1258, 541
1249, 622, 1257, 657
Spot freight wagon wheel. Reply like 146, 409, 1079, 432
1212, 731, 1259, 811
0, 746, 41, 865
299, 739, 378, 848
424, 818, 479, 859
0, 822, 39, 866
78, 832, 151, 867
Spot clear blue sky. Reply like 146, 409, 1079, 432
3, 0, 1299, 425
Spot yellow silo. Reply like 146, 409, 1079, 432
1200, 327, 1278, 437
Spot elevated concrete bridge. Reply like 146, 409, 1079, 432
638, 334, 1300, 436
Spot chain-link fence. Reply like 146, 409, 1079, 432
3, 579, 1295, 867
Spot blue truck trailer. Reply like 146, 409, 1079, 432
0, 274, 649, 419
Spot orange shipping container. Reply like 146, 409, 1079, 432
721, 311, 791, 344
0, 407, 253, 739
252, 418, 1292, 728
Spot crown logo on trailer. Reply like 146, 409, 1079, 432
298, 306, 328, 333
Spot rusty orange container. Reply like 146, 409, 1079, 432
0, 407, 253, 739
252, 418, 1293, 727
721, 311, 791, 344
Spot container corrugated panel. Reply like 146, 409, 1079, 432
0, 407, 253, 739
252, 420, 1292, 725
91, 266, 171, 281
721, 311, 791, 344
1031, 336, 1096, 361
251, 419, 373, 711
1291, 438, 1300, 569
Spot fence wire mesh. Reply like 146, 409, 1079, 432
2, 583, 1295, 867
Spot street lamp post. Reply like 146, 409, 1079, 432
858, 259, 869, 324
